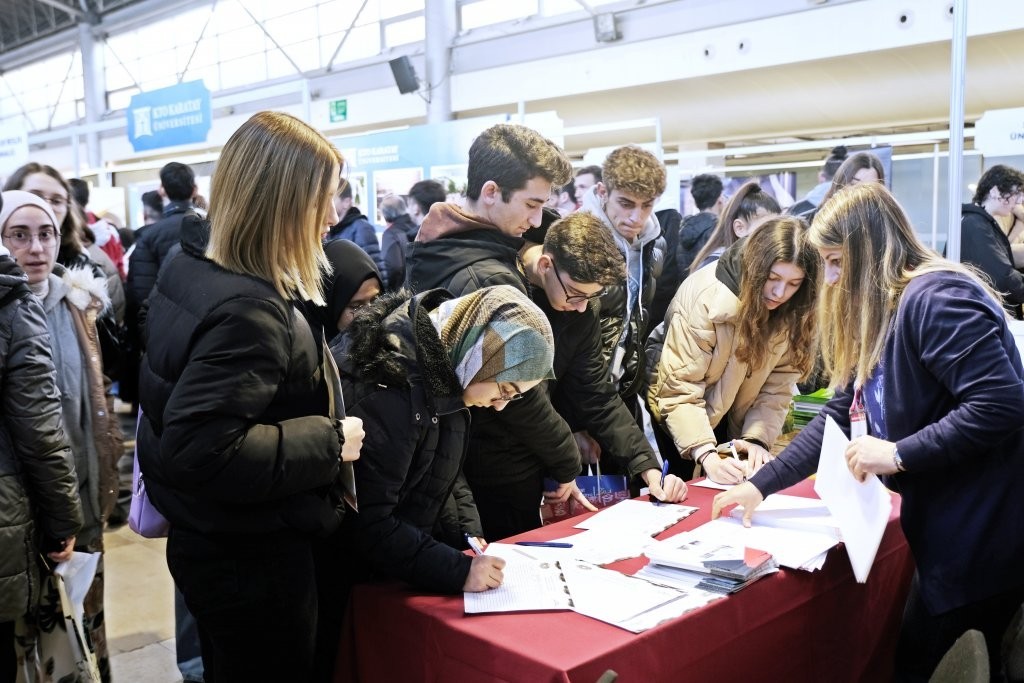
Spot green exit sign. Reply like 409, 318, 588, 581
329, 98, 348, 123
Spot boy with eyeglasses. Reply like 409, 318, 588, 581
462, 213, 688, 540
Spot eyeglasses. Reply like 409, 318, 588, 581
2, 228, 60, 249
27, 190, 68, 209
550, 260, 604, 304
492, 382, 525, 403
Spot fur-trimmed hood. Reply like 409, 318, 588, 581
42, 263, 110, 314
332, 288, 463, 401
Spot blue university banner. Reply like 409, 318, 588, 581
126, 80, 212, 152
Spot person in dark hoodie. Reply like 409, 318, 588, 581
649, 216, 818, 484
322, 238, 383, 339
331, 284, 556, 595
955, 163, 1024, 319
326, 181, 388, 286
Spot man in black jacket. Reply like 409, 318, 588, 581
378, 194, 417, 291
405, 123, 600, 538
123, 161, 197, 405
676, 173, 724, 281
466, 214, 687, 539
326, 182, 387, 285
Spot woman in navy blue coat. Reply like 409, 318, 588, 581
713, 182, 1024, 681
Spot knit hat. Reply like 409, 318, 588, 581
428, 284, 555, 388
0, 190, 59, 241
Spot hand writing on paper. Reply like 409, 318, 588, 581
710, 482, 763, 527
703, 454, 749, 485
463, 555, 506, 592
573, 431, 601, 465
544, 481, 599, 512
732, 439, 774, 472
644, 470, 688, 503
47, 535, 75, 563
845, 435, 898, 482
339, 416, 364, 462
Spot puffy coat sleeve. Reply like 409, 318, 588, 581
156, 296, 341, 502
652, 299, 720, 458
740, 342, 801, 447
3, 293, 82, 541
350, 389, 472, 594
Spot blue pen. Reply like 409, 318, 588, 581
514, 541, 573, 548
651, 458, 670, 505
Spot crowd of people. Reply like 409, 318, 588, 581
1, 111, 1023, 683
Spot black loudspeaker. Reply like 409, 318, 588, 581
389, 56, 419, 94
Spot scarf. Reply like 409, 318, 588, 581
428, 284, 555, 389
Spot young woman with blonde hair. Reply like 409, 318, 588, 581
714, 182, 1024, 680
137, 111, 364, 682
650, 215, 819, 484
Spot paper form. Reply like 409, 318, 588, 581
464, 544, 572, 613
574, 499, 698, 534
813, 415, 892, 583
729, 493, 842, 540
678, 518, 837, 571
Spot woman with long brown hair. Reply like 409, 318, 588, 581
650, 215, 819, 484
688, 180, 781, 274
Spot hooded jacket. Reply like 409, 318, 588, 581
676, 211, 717, 282
321, 238, 382, 337
404, 202, 582, 487
137, 215, 345, 537
649, 241, 800, 458
0, 255, 82, 621
956, 203, 1024, 319
405, 203, 529, 296
332, 289, 475, 593
579, 187, 663, 397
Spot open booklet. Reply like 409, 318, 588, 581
644, 532, 777, 582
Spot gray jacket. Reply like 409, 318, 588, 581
0, 257, 82, 621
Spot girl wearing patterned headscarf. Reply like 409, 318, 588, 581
329, 284, 554, 603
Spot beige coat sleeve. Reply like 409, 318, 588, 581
739, 341, 800, 447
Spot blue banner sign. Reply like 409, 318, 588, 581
126, 80, 212, 152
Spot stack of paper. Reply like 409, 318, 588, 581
643, 533, 779, 594
728, 494, 842, 540
667, 518, 838, 571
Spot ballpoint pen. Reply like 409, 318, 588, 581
730, 440, 748, 481
651, 458, 670, 505
515, 541, 573, 548
465, 534, 486, 555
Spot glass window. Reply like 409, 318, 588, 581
220, 55, 266, 90
265, 8, 318, 46
218, 25, 266, 60
319, 24, 380, 65
379, 0, 424, 20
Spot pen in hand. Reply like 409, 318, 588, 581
651, 458, 670, 505
730, 440, 749, 481
465, 534, 486, 555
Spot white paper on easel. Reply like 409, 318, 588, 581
814, 415, 892, 583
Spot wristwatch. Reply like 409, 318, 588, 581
892, 447, 906, 472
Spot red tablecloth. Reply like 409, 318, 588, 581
336, 479, 914, 683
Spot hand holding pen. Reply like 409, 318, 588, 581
463, 534, 506, 592
646, 459, 688, 504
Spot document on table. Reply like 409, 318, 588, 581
690, 477, 734, 491
729, 493, 842, 540
558, 560, 718, 633
547, 527, 657, 566
464, 543, 573, 614
682, 518, 837, 571
574, 499, 697, 535
813, 415, 892, 583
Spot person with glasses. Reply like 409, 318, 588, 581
955, 163, 1024, 319
464, 213, 689, 541
331, 284, 556, 599
649, 216, 819, 485
0, 190, 120, 681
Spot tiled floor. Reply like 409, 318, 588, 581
104, 524, 183, 682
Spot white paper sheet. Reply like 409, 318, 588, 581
547, 527, 657, 565
54, 551, 100, 626
573, 499, 697, 534
464, 544, 573, 613
729, 493, 842, 540
690, 477, 734, 491
813, 415, 892, 583
678, 518, 838, 571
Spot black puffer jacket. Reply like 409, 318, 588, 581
332, 289, 474, 594
137, 215, 345, 536
405, 228, 528, 296
0, 256, 82, 621
327, 207, 388, 287
676, 211, 717, 282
